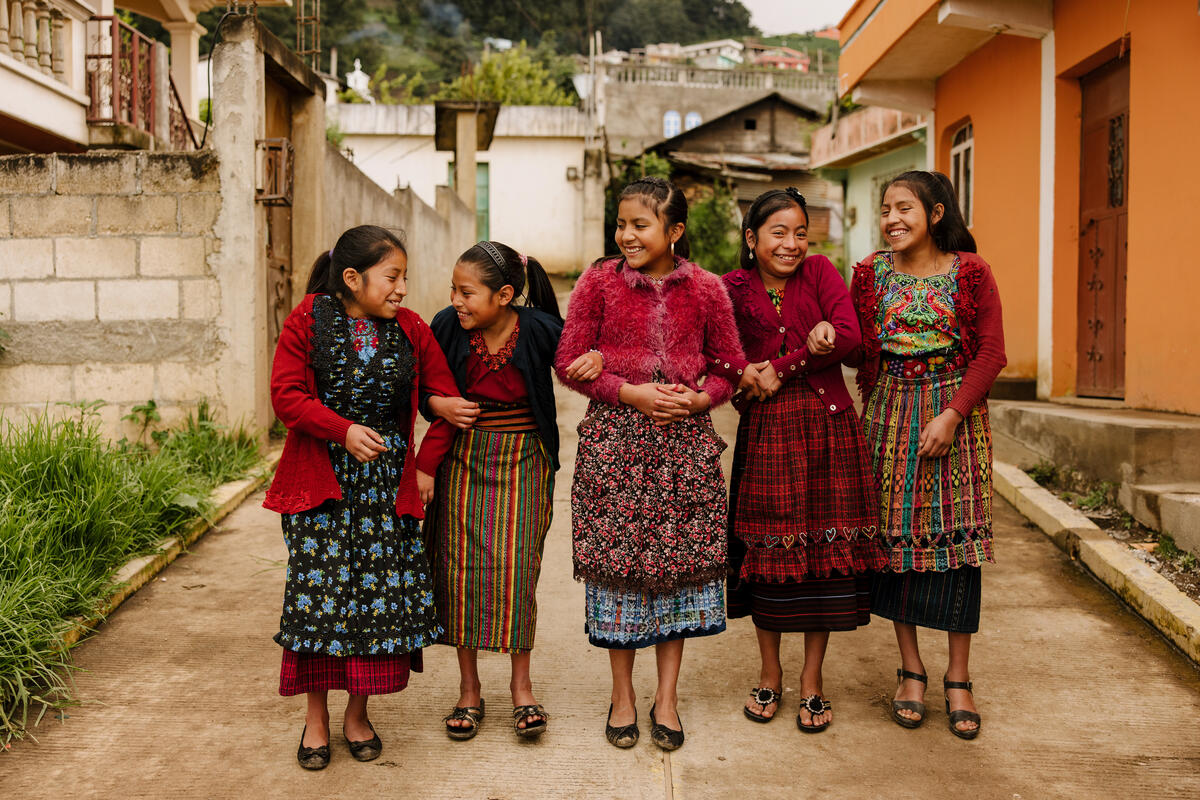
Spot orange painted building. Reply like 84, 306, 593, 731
836, 0, 1200, 414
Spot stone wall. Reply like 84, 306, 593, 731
0, 151, 224, 436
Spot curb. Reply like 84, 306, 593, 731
994, 460, 1200, 664
60, 448, 282, 649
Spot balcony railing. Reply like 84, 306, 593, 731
608, 62, 836, 92
810, 106, 927, 168
85, 15, 197, 150
1, 0, 69, 81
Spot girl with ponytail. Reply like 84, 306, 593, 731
422, 241, 598, 740
848, 171, 1006, 740
266, 225, 461, 769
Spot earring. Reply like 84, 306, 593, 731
749, 251, 755, 261
670, 241, 675, 256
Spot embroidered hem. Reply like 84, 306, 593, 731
274, 625, 442, 657
469, 317, 520, 370
885, 537, 995, 573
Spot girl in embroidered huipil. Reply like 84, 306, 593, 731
708, 189, 887, 734
849, 171, 1006, 740
555, 177, 746, 752
265, 225, 460, 770
422, 241, 598, 741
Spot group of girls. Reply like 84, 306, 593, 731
265, 167, 1005, 770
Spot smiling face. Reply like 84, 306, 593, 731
747, 204, 808, 285
341, 248, 407, 319
880, 183, 942, 254
615, 196, 681, 272
450, 260, 514, 331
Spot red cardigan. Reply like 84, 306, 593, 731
709, 255, 860, 416
263, 294, 459, 518
847, 251, 1006, 418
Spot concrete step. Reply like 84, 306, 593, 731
1121, 482, 1200, 555
989, 400, 1200, 486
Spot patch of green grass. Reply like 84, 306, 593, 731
1027, 460, 1058, 487
1077, 482, 1114, 511
0, 403, 259, 743
1157, 533, 1182, 560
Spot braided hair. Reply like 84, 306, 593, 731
618, 176, 691, 259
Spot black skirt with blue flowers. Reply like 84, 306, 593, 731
274, 295, 443, 658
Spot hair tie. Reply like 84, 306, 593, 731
519, 253, 528, 268
328, 249, 334, 259
785, 187, 807, 206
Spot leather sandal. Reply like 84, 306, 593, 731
796, 694, 832, 733
649, 704, 684, 751
513, 704, 548, 738
944, 677, 981, 740
297, 725, 330, 770
891, 668, 928, 729
605, 703, 639, 748
344, 720, 382, 762
744, 686, 781, 723
443, 697, 485, 740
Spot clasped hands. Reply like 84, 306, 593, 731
737, 321, 837, 401
619, 382, 711, 426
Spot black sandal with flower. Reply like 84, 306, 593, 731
513, 704, 548, 738
744, 686, 782, 723
796, 694, 832, 733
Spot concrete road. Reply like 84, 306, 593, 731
4, 384, 1200, 799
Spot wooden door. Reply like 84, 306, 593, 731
264, 77, 293, 353
1076, 57, 1129, 398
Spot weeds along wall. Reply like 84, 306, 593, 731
0, 151, 230, 439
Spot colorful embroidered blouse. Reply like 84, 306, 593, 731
765, 287, 788, 357
873, 252, 961, 356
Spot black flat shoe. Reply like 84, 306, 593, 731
605, 703, 639, 748
297, 725, 330, 770
345, 720, 382, 762
944, 677, 982, 740
648, 704, 684, 751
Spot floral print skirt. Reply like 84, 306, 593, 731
572, 401, 729, 648
275, 436, 443, 660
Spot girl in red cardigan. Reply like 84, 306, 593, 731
264, 225, 461, 769
849, 172, 1006, 740
711, 188, 887, 733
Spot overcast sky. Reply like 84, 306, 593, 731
741, 0, 856, 36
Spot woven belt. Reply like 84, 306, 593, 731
880, 347, 967, 378
474, 402, 537, 432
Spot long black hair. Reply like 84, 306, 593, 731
457, 240, 562, 321
882, 170, 977, 254
306, 225, 408, 303
738, 187, 809, 270
618, 175, 691, 260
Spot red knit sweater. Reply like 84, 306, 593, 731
263, 294, 459, 518
847, 251, 1007, 417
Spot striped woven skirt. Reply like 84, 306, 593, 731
862, 350, 993, 632
426, 418, 553, 653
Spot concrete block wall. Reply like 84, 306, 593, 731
0, 151, 225, 438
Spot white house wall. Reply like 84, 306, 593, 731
342, 133, 591, 273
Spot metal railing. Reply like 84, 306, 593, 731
85, 16, 196, 150
609, 63, 836, 92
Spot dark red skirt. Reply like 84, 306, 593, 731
728, 380, 887, 582
279, 649, 423, 697
728, 547, 872, 631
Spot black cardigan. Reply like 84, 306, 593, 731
423, 305, 564, 470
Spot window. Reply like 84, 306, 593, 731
744, 118, 757, 131
684, 112, 702, 131
663, 110, 681, 138
447, 162, 491, 240
949, 121, 974, 226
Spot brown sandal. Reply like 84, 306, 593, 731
513, 704, 548, 738
444, 697, 485, 740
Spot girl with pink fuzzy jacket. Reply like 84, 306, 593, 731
555, 176, 747, 752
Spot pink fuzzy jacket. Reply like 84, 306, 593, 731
554, 256, 745, 407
